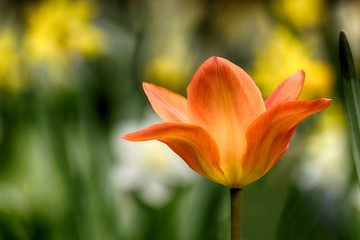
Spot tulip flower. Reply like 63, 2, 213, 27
122, 56, 331, 239
122, 56, 331, 188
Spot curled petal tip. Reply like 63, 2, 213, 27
265, 70, 306, 109
324, 98, 333, 106
298, 69, 305, 81
290, 69, 305, 86
121, 131, 146, 142
142, 81, 150, 89
121, 133, 132, 141
209, 56, 227, 64
320, 98, 333, 105
142, 82, 152, 95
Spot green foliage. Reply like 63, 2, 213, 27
339, 31, 360, 184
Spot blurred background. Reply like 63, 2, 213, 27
0, 0, 359, 239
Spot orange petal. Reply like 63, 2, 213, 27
143, 82, 188, 123
265, 70, 305, 109
187, 56, 265, 183
239, 98, 332, 188
122, 122, 226, 184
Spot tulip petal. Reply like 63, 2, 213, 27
187, 56, 266, 182
143, 82, 188, 123
265, 70, 305, 109
239, 98, 332, 188
122, 122, 226, 184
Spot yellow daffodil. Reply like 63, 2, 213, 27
0, 29, 22, 90
23, 0, 103, 67
252, 26, 334, 100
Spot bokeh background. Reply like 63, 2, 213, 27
0, 0, 360, 239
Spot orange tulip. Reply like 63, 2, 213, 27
122, 56, 331, 189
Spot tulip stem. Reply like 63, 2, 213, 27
230, 188, 242, 240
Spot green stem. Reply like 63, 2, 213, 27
230, 188, 242, 240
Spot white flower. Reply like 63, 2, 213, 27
295, 110, 350, 198
110, 109, 198, 207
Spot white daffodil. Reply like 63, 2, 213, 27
111, 109, 198, 207
295, 108, 350, 198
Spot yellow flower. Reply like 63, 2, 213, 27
143, 57, 189, 92
252, 26, 334, 100
0, 29, 23, 90
23, 0, 103, 67
272, 0, 326, 29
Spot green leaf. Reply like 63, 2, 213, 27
339, 30, 360, 184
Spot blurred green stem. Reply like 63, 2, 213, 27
230, 188, 242, 240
